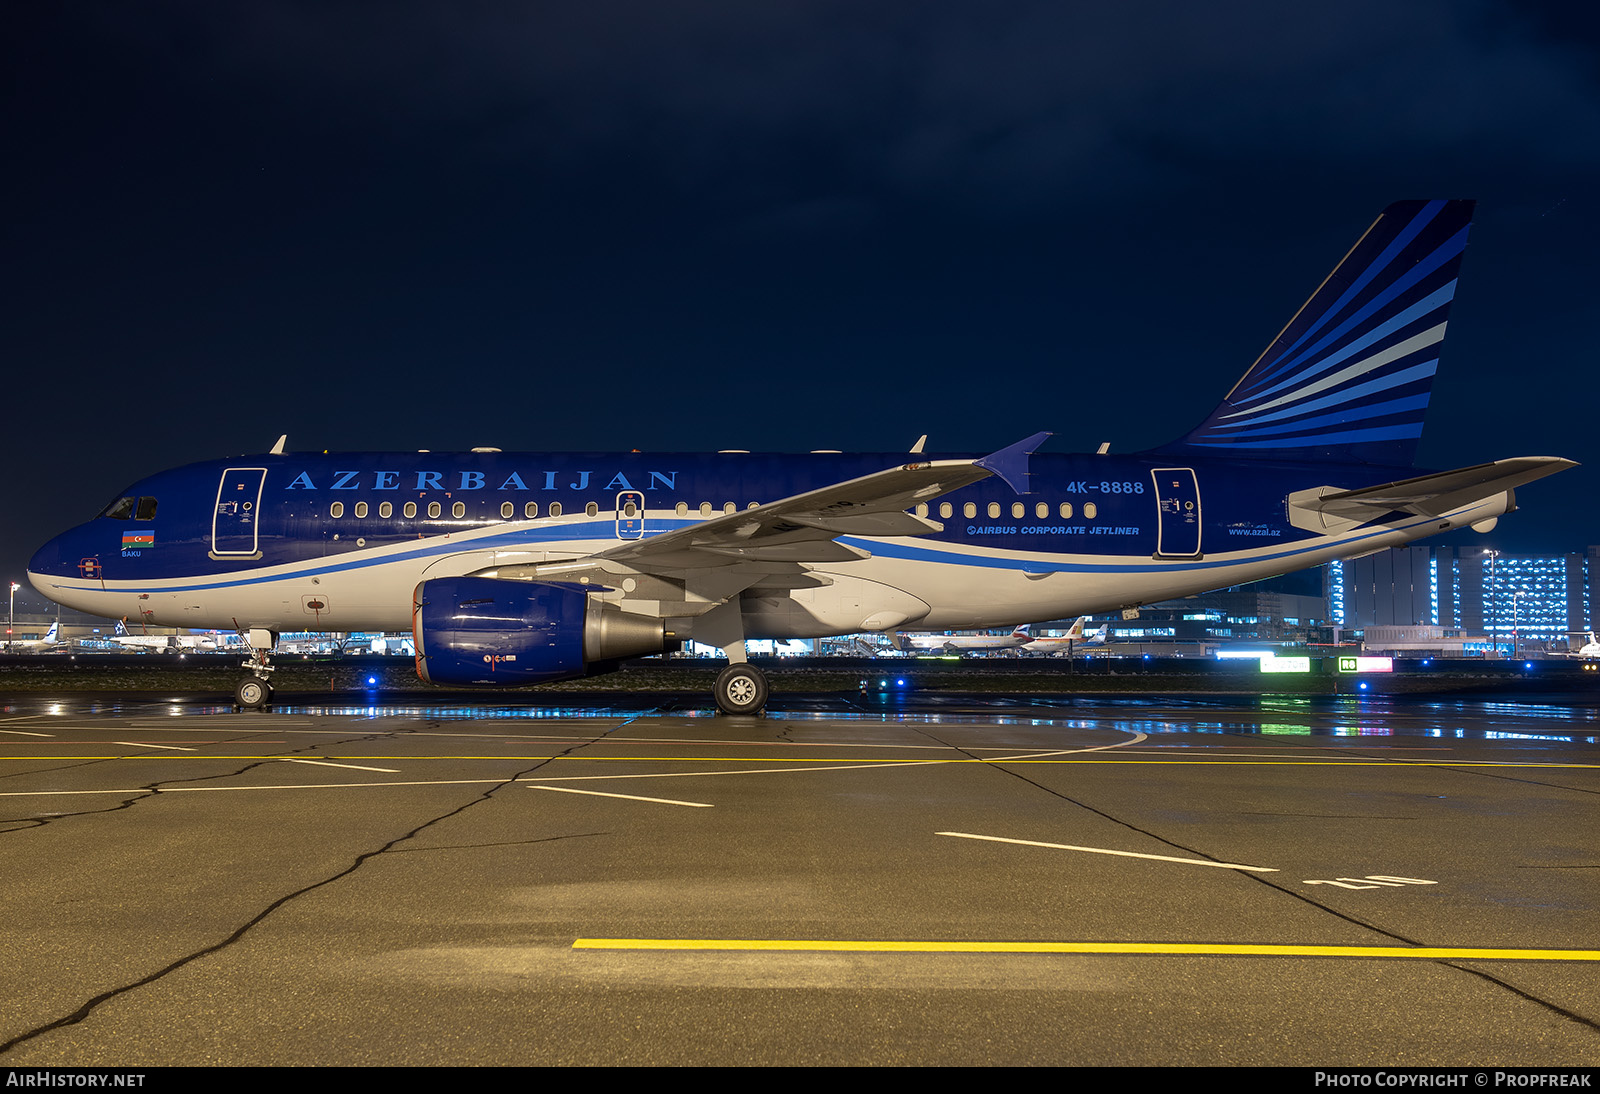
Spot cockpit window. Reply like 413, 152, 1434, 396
101, 497, 136, 520
135, 497, 158, 521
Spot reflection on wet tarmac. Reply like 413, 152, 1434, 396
2, 691, 1596, 742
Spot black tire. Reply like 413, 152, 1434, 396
713, 663, 768, 715
235, 677, 270, 709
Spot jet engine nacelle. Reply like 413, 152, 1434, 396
412, 576, 668, 686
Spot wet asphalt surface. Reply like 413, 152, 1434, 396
1, 689, 1596, 1065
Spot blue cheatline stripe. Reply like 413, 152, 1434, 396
1205, 393, 1431, 442
1189, 423, 1423, 450
1210, 361, 1437, 431
1238, 281, 1456, 407
50, 520, 634, 594
839, 506, 1472, 575
37, 496, 1497, 599
1243, 224, 1467, 395
1252, 201, 1443, 379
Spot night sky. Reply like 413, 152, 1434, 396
4, 2, 1598, 603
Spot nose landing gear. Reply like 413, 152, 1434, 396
234, 676, 273, 709
234, 627, 279, 709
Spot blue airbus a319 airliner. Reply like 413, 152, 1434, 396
28, 201, 1574, 713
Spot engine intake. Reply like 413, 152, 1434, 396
412, 577, 667, 686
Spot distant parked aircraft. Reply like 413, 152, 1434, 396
7, 622, 62, 651
110, 619, 219, 652
1022, 616, 1108, 654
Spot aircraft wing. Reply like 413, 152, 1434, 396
591, 431, 1050, 570
470, 433, 1050, 617
1288, 457, 1576, 533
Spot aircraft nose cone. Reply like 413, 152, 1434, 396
28, 527, 83, 590
27, 536, 63, 584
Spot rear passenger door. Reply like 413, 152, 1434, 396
1151, 468, 1202, 558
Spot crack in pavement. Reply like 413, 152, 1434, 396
912, 723, 1600, 1037
0, 711, 650, 1056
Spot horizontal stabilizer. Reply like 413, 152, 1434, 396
1287, 457, 1576, 533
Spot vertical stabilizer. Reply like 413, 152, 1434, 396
1165, 199, 1474, 466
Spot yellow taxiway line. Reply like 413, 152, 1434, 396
572, 938, 1600, 961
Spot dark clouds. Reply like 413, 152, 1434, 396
26, 2, 1597, 209
2, 1, 1598, 584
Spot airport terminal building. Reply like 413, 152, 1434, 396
1327, 546, 1600, 654
1050, 545, 1598, 658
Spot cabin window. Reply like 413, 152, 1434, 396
452, 502, 465, 519
939, 502, 952, 519
524, 501, 539, 518
329, 502, 344, 519
403, 502, 417, 519
1036, 502, 1048, 519
675, 501, 688, 516
1084, 502, 1098, 519
1059, 502, 1072, 519
501, 501, 514, 519
379, 502, 393, 519
623, 501, 638, 517
585, 501, 599, 517
700, 502, 713, 516
101, 497, 135, 520
1011, 502, 1025, 519
549, 502, 563, 517
354, 501, 369, 519
135, 497, 159, 521
987, 502, 1000, 519
723, 502, 736, 514
963, 502, 976, 519
915, 503, 928, 518
427, 502, 441, 519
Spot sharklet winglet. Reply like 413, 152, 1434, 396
975, 432, 1051, 495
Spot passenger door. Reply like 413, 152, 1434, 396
213, 468, 267, 557
1151, 468, 1202, 558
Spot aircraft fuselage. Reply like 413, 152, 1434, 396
28, 448, 1509, 640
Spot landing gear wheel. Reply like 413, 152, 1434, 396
713, 663, 768, 715
235, 677, 271, 709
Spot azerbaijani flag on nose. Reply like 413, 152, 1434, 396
122, 532, 154, 548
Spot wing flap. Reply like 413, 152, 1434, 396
700, 541, 873, 563
787, 511, 943, 536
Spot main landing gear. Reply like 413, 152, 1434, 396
234, 628, 278, 709
713, 662, 769, 716
696, 601, 771, 716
